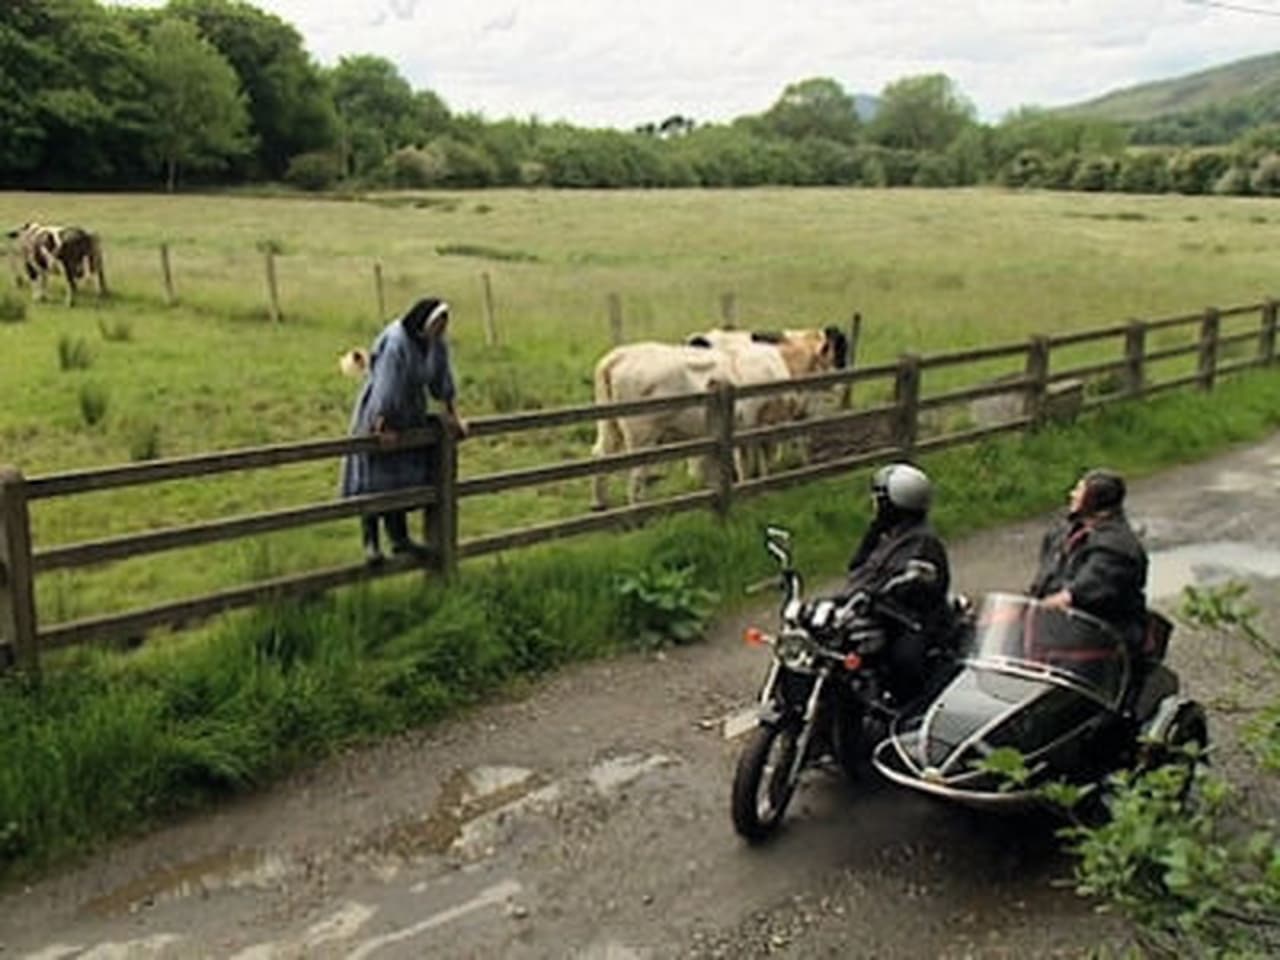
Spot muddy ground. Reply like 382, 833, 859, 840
4, 435, 1280, 959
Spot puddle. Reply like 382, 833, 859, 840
376, 765, 544, 859
1147, 541, 1280, 599
80, 850, 286, 918
586, 754, 675, 793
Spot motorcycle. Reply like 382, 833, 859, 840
730, 525, 971, 842
870, 592, 1210, 811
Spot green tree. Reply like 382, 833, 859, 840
330, 55, 418, 177
760, 77, 861, 144
0, 0, 153, 184
168, 0, 337, 179
142, 18, 252, 191
869, 73, 975, 152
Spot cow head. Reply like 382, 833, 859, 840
823, 326, 850, 369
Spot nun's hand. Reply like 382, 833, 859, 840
372, 416, 399, 448
446, 412, 469, 440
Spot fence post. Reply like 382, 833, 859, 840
1260, 299, 1277, 366
263, 249, 283, 324
1023, 335, 1050, 428
607, 292, 623, 345
1124, 320, 1146, 396
160, 244, 176, 306
373, 262, 386, 321
426, 420, 458, 579
481, 271, 499, 347
839, 312, 863, 410
1198, 307, 1220, 391
705, 382, 736, 518
893, 354, 921, 459
0, 467, 38, 675
719, 291, 738, 329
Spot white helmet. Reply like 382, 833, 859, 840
871, 463, 933, 513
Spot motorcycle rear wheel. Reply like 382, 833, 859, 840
731, 724, 800, 842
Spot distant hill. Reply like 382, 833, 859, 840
1059, 50, 1280, 123
853, 93, 880, 122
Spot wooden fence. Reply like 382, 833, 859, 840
1, 299, 1277, 673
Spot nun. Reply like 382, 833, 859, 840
340, 297, 467, 562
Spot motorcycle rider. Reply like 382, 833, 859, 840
842, 462, 952, 703
1029, 468, 1149, 694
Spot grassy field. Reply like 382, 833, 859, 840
1, 186, 1277, 626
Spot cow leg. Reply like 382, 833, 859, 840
591, 418, 622, 511
65, 275, 76, 308
620, 420, 658, 505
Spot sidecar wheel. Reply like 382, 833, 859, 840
731, 724, 799, 843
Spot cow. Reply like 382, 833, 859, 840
590, 327, 848, 509
687, 326, 850, 467
7, 222, 102, 306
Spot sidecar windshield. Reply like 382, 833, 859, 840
968, 592, 1125, 702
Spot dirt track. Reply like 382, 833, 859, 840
5, 435, 1280, 959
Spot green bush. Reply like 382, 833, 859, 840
1117, 151, 1171, 194
616, 565, 719, 650
0, 291, 26, 324
1250, 154, 1280, 197
1169, 148, 1232, 196
1071, 154, 1118, 192
57, 335, 93, 371
384, 145, 446, 188
78, 383, 109, 427
284, 151, 342, 192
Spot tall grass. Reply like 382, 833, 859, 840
5, 369, 1280, 885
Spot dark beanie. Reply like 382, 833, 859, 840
1081, 469, 1126, 513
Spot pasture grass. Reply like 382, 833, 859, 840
4, 368, 1280, 884
1, 187, 1277, 627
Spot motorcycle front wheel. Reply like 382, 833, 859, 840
731, 723, 801, 842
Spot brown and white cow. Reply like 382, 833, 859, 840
687, 326, 850, 466
7, 222, 102, 306
590, 327, 848, 509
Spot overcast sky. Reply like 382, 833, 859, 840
111, 1, 1280, 127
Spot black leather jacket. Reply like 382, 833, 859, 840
1029, 509, 1148, 631
845, 517, 951, 632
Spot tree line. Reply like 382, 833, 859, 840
6, 0, 1280, 197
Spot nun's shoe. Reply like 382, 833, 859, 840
390, 538, 431, 561
361, 517, 384, 565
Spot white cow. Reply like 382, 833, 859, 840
590, 327, 848, 509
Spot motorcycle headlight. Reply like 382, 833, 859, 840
777, 629, 816, 670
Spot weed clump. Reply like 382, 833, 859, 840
58, 336, 93, 370
78, 383, 109, 426
0, 292, 26, 324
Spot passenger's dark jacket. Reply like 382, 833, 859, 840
1029, 510, 1148, 631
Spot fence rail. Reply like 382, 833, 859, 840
2, 298, 1277, 673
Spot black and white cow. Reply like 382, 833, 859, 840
7, 222, 102, 306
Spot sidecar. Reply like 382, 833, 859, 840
871, 592, 1208, 811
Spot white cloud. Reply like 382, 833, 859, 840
109, 0, 1280, 125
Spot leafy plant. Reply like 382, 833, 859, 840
78, 383, 109, 427
57, 335, 93, 370
616, 565, 718, 650
1179, 580, 1277, 661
